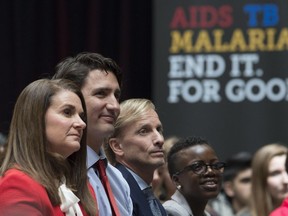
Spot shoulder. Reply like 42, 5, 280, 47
107, 163, 131, 192
208, 193, 234, 215
270, 207, 288, 216
163, 196, 193, 216
114, 163, 133, 180
0, 169, 44, 191
163, 200, 187, 216
0, 169, 55, 215
107, 163, 127, 180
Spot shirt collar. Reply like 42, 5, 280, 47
87, 146, 107, 168
127, 168, 149, 190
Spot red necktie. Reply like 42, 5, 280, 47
96, 159, 120, 216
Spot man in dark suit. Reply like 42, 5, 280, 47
106, 98, 167, 216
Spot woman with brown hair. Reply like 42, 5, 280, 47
243, 143, 288, 216
0, 79, 97, 215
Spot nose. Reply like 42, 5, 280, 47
282, 171, 288, 184
74, 115, 86, 129
106, 95, 120, 114
153, 130, 164, 147
207, 165, 213, 172
204, 165, 217, 176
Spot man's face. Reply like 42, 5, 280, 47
230, 168, 252, 206
81, 70, 120, 151
117, 109, 165, 173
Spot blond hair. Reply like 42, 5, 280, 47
105, 98, 155, 165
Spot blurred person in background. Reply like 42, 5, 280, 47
242, 143, 288, 216
152, 136, 179, 202
270, 150, 288, 215
0, 132, 7, 163
0, 132, 7, 153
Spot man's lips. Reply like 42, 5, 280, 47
151, 150, 164, 156
100, 114, 117, 123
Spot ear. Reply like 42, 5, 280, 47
223, 181, 235, 197
109, 138, 124, 157
172, 174, 180, 188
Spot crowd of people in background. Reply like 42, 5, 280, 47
0, 52, 288, 216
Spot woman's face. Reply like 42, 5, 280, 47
173, 144, 223, 202
45, 90, 86, 158
267, 154, 288, 205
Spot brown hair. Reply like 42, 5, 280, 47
53, 52, 122, 89
0, 79, 97, 215
250, 143, 288, 216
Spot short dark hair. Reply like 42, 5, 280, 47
223, 151, 252, 182
53, 52, 122, 88
167, 136, 209, 177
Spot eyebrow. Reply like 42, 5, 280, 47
60, 104, 76, 109
92, 87, 121, 94
61, 103, 83, 112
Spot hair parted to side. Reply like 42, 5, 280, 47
167, 136, 209, 178
105, 98, 156, 165
53, 52, 122, 88
250, 143, 288, 216
0, 78, 97, 215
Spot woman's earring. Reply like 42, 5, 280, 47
177, 185, 181, 190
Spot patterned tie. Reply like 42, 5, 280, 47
143, 186, 163, 216
95, 159, 120, 216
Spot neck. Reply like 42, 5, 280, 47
87, 134, 105, 154
119, 160, 154, 184
186, 195, 207, 216
232, 199, 245, 213
273, 198, 283, 210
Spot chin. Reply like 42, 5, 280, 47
71, 143, 81, 153
102, 126, 115, 137
154, 160, 165, 168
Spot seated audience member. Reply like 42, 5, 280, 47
163, 136, 225, 216
53, 52, 132, 216
244, 143, 288, 216
208, 151, 252, 216
0, 132, 6, 153
270, 150, 288, 216
0, 79, 97, 215
153, 136, 179, 202
107, 98, 167, 216
0, 132, 7, 164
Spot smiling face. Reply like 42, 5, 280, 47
45, 90, 86, 158
81, 70, 120, 152
173, 144, 222, 202
115, 108, 165, 180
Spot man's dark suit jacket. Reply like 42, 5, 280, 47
115, 163, 167, 216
